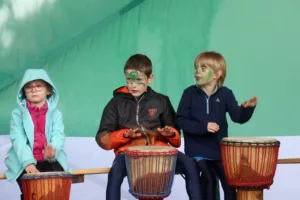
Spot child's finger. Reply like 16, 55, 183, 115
212, 126, 219, 132
165, 126, 171, 131
133, 128, 140, 133
242, 101, 249, 108
134, 133, 141, 137
208, 128, 215, 133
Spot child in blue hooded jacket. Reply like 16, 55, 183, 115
4, 69, 71, 200
176, 51, 258, 200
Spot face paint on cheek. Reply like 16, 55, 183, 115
196, 66, 214, 85
125, 71, 147, 86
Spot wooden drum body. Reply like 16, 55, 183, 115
124, 146, 178, 200
21, 171, 72, 200
221, 137, 280, 200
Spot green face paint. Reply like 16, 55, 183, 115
195, 65, 214, 85
125, 71, 147, 85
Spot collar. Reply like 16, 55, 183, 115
195, 83, 219, 95
26, 100, 48, 114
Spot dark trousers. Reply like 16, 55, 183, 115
106, 151, 202, 200
196, 160, 236, 200
16, 161, 64, 200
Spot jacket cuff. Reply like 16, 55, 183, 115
167, 127, 179, 137
112, 129, 131, 142
22, 159, 37, 169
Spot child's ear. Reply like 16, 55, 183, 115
46, 91, 51, 97
214, 70, 223, 79
147, 74, 154, 84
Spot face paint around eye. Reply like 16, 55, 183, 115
125, 71, 147, 85
196, 65, 214, 85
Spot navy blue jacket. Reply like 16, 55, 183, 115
176, 85, 256, 160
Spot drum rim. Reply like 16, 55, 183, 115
220, 140, 280, 146
21, 172, 72, 180
125, 145, 177, 150
221, 137, 279, 142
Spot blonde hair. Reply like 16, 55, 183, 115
194, 51, 227, 87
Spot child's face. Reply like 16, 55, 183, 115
23, 80, 50, 105
194, 65, 218, 86
125, 69, 153, 97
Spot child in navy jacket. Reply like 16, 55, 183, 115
176, 51, 258, 200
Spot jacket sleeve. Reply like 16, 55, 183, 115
160, 96, 181, 148
95, 98, 130, 150
48, 110, 65, 161
10, 109, 36, 168
226, 89, 256, 124
175, 89, 208, 135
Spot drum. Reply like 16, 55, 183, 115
221, 137, 280, 200
21, 171, 72, 200
124, 146, 178, 200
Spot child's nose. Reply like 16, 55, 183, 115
32, 86, 38, 92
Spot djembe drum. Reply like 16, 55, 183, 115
221, 137, 280, 200
21, 171, 72, 200
124, 146, 178, 200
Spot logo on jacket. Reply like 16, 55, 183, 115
216, 98, 220, 102
148, 108, 157, 118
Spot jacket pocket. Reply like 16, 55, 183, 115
4, 148, 22, 174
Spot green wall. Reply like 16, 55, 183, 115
0, 0, 299, 137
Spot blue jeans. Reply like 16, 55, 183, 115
106, 151, 202, 200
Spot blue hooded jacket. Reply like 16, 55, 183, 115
4, 69, 71, 182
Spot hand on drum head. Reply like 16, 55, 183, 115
157, 126, 175, 137
242, 96, 258, 108
42, 144, 56, 159
123, 128, 142, 138
207, 122, 219, 133
25, 164, 40, 174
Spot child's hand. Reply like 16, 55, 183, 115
123, 128, 141, 138
42, 144, 56, 159
157, 126, 175, 137
242, 96, 258, 108
207, 122, 219, 133
25, 164, 39, 173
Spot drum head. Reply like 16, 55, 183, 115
21, 171, 72, 180
222, 137, 278, 143
125, 145, 176, 152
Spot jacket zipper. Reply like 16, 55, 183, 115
135, 96, 149, 145
36, 110, 40, 129
206, 96, 210, 114
195, 84, 211, 115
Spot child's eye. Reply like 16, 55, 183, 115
35, 84, 43, 88
24, 85, 31, 89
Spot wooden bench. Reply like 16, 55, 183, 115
0, 158, 299, 183
0, 168, 110, 184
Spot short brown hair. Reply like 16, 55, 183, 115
124, 54, 152, 77
194, 51, 227, 87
